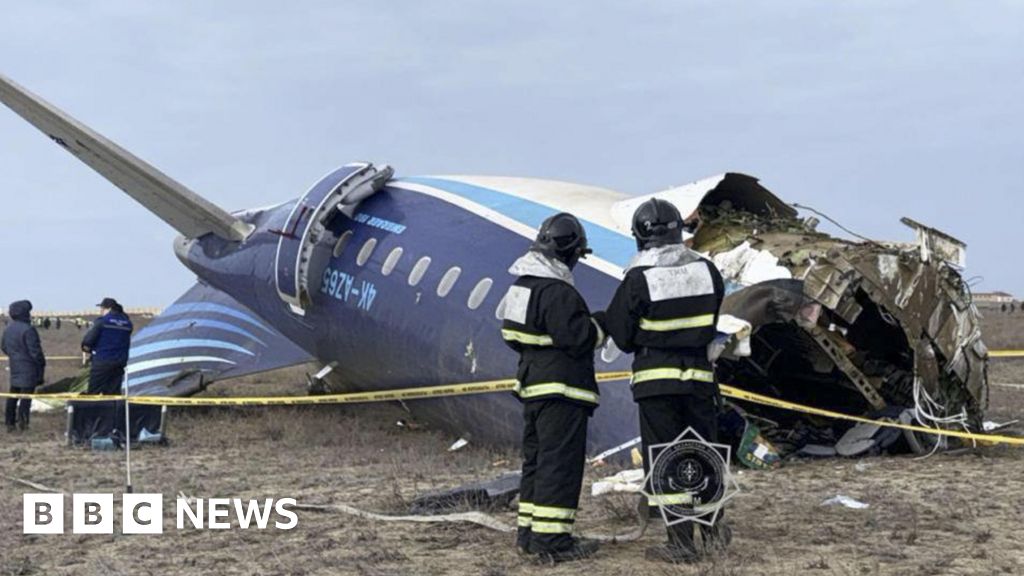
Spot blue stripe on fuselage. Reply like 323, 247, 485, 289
129, 339, 256, 359
159, 302, 274, 333
127, 370, 182, 388
133, 319, 266, 346
397, 177, 634, 269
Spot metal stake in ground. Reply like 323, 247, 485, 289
123, 374, 132, 494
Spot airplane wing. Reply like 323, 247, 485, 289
126, 283, 314, 396
0, 73, 252, 241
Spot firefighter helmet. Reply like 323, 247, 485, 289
531, 212, 592, 270
631, 198, 684, 250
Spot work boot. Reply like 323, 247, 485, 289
700, 521, 732, 554
646, 524, 701, 564
515, 528, 532, 555
531, 537, 600, 563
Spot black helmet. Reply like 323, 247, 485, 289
531, 212, 592, 270
631, 198, 684, 250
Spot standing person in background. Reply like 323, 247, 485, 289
2, 300, 46, 431
81, 298, 133, 395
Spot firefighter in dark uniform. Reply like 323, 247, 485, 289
81, 298, 134, 395
499, 213, 604, 562
603, 198, 730, 563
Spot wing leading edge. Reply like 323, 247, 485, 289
0, 73, 252, 241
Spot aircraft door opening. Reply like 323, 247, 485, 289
274, 162, 393, 312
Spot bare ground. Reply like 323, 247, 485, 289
0, 361, 1022, 575
2, 321, 1024, 575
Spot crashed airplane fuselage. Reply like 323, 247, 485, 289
686, 178, 988, 453
0, 74, 988, 459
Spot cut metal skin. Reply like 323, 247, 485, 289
0, 73, 988, 458
688, 183, 987, 437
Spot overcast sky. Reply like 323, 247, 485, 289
1, 1, 1021, 311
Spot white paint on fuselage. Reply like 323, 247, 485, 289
390, 177, 629, 279
398, 173, 735, 257
444, 175, 632, 233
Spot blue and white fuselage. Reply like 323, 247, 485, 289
0, 74, 745, 456
145, 168, 644, 452
3, 72, 990, 460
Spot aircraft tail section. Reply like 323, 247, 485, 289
0, 73, 252, 241
126, 283, 314, 396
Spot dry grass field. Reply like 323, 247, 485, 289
1, 315, 1023, 575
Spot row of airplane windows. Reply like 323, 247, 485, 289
335, 231, 497, 313
334, 231, 618, 364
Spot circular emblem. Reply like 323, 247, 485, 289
642, 427, 739, 526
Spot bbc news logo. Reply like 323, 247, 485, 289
23, 493, 298, 534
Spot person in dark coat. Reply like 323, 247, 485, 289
602, 199, 730, 563
81, 298, 133, 395
498, 213, 604, 562
2, 300, 46, 431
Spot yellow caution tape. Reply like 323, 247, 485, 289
0, 355, 82, 362
4, 351, 1023, 363
1, 369, 1022, 445
718, 384, 1024, 446
0, 372, 632, 406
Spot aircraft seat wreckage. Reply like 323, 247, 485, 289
0, 72, 989, 464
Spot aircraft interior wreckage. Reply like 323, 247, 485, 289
0, 72, 988, 464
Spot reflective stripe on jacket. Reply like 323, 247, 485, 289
500, 275, 600, 407
604, 253, 725, 400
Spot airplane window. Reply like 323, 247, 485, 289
467, 278, 493, 310
356, 238, 377, 266
332, 230, 353, 258
382, 247, 403, 276
409, 256, 431, 286
437, 267, 462, 297
494, 293, 507, 320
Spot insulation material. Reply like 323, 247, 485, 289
713, 241, 792, 286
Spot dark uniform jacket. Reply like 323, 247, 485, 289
500, 254, 602, 409
82, 311, 134, 366
2, 301, 46, 389
604, 245, 724, 400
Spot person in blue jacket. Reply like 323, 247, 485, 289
2, 300, 46, 431
81, 298, 133, 395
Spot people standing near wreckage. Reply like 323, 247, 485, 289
499, 213, 605, 563
2, 300, 46, 432
602, 198, 730, 563
81, 298, 133, 395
